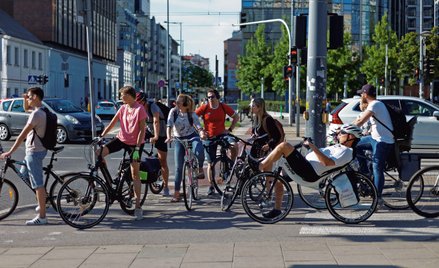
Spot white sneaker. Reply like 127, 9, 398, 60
134, 208, 143, 221
26, 216, 48, 225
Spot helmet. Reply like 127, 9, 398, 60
340, 124, 362, 138
136, 92, 147, 102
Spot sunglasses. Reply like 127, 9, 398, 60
207, 96, 216, 100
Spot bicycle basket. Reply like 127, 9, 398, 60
139, 157, 161, 183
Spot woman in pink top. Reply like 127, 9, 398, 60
99, 86, 147, 220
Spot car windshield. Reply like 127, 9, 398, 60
44, 99, 83, 113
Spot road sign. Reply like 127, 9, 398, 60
28, 75, 38, 84
158, 80, 165, 87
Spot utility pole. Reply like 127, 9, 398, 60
166, 0, 171, 105
419, 0, 424, 99
306, 0, 327, 148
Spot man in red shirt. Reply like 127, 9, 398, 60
195, 89, 239, 195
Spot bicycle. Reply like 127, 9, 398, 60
208, 134, 237, 195
56, 138, 148, 229
0, 146, 65, 221
216, 133, 264, 211
173, 136, 202, 211
406, 165, 439, 218
241, 140, 378, 224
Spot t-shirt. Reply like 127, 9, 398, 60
195, 103, 236, 138
25, 107, 47, 153
167, 107, 202, 137
367, 100, 394, 144
116, 102, 147, 146
305, 144, 353, 175
146, 102, 166, 137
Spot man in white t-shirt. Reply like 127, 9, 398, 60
354, 84, 394, 208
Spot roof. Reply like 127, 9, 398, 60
0, 9, 43, 44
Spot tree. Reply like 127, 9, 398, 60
360, 13, 398, 93
236, 24, 273, 96
267, 24, 289, 96
327, 33, 361, 98
182, 62, 214, 89
396, 32, 418, 86
423, 26, 439, 83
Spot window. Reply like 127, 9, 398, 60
31, 51, 36, 69
11, 100, 25, 113
14, 47, 19, 66
402, 100, 435, 116
2, 100, 12, 111
6, 45, 12, 65
23, 49, 28, 68
38, 52, 43, 70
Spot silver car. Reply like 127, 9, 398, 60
0, 98, 104, 144
329, 96, 439, 148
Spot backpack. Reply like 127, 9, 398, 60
261, 115, 285, 146
31, 107, 58, 150
148, 101, 170, 122
373, 103, 410, 141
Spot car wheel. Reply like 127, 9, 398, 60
56, 126, 68, 144
0, 124, 11, 141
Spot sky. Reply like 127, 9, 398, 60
149, 0, 242, 78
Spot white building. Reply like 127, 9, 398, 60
0, 9, 48, 98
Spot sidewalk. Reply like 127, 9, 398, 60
1, 240, 438, 267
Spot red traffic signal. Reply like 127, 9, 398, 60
290, 47, 298, 65
283, 65, 294, 80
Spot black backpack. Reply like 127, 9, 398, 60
148, 101, 170, 122
31, 107, 58, 150
373, 102, 416, 143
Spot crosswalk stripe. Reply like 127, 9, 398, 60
299, 211, 439, 236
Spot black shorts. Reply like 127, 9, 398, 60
285, 149, 319, 182
154, 136, 168, 152
104, 138, 145, 162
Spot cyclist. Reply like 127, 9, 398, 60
196, 89, 239, 195
256, 124, 362, 218
99, 86, 147, 220
354, 84, 394, 209
166, 94, 206, 202
136, 92, 170, 196
0, 87, 49, 225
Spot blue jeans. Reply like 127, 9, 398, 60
174, 133, 205, 192
356, 136, 393, 197
25, 150, 48, 189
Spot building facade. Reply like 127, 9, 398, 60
224, 31, 242, 102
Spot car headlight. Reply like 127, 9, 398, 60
65, 115, 80, 124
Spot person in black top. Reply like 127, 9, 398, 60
250, 98, 282, 161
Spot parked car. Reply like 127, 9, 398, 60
95, 100, 117, 119
329, 96, 439, 148
0, 98, 104, 144
115, 100, 124, 109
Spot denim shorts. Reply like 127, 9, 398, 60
203, 134, 235, 163
25, 150, 47, 189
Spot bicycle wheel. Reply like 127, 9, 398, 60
57, 175, 110, 229
211, 158, 227, 194
297, 184, 327, 209
407, 166, 439, 218
118, 169, 148, 215
182, 162, 193, 211
381, 171, 410, 209
48, 173, 64, 212
325, 171, 377, 224
0, 178, 19, 221
220, 175, 241, 211
241, 172, 294, 224
149, 170, 164, 194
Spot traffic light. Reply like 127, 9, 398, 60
329, 14, 344, 49
414, 68, 420, 80
379, 77, 385, 86
283, 65, 293, 80
290, 47, 298, 65
240, 12, 247, 30
423, 58, 430, 80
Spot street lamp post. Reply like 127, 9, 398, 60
419, 0, 424, 99
260, 77, 264, 98
166, 0, 170, 105
164, 21, 183, 95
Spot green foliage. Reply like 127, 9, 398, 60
182, 62, 214, 88
424, 27, 439, 82
360, 14, 398, 91
236, 25, 274, 96
396, 32, 419, 85
327, 33, 362, 97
